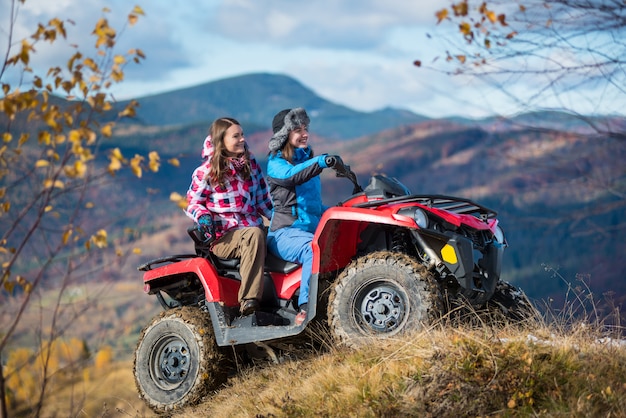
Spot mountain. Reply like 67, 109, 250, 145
117, 72, 430, 139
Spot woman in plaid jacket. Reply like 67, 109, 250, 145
185, 117, 273, 316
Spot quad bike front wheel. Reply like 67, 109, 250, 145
486, 280, 540, 322
328, 251, 443, 348
134, 306, 228, 414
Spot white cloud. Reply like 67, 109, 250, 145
2, 0, 622, 118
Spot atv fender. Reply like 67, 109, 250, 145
142, 257, 233, 304
312, 206, 416, 275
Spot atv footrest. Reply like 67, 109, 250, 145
231, 311, 290, 327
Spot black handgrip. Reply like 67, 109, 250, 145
325, 155, 337, 167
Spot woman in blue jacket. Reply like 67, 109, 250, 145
266, 108, 333, 325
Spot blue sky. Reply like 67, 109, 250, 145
2, 0, 623, 119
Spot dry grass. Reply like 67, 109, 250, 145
9, 264, 625, 417
21, 360, 155, 418
180, 319, 626, 418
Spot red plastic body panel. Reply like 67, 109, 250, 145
142, 256, 303, 307
312, 206, 417, 275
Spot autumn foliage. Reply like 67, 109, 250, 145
0, 2, 161, 415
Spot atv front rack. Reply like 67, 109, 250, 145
354, 194, 497, 221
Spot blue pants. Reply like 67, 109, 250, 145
267, 227, 313, 308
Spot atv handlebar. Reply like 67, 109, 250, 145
326, 155, 363, 194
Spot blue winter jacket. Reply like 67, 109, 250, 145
267, 147, 329, 233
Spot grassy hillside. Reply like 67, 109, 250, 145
12, 311, 624, 417
182, 323, 625, 417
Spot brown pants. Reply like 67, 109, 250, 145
211, 226, 266, 303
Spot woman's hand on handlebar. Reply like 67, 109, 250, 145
325, 155, 346, 172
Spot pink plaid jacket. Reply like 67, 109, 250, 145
185, 136, 273, 240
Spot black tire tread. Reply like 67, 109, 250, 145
133, 306, 227, 414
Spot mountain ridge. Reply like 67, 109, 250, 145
117, 72, 430, 139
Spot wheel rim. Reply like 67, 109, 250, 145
354, 281, 407, 334
149, 334, 192, 389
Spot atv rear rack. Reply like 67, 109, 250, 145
137, 254, 198, 271
354, 194, 497, 220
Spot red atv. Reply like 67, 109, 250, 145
133, 157, 534, 413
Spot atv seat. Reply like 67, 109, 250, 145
187, 225, 299, 274
210, 251, 299, 274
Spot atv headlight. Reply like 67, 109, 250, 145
413, 209, 428, 228
398, 207, 428, 228
493, 225, 506, 244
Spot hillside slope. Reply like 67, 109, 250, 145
179, 322, 626, 417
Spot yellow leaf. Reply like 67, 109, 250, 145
4, 281, 14, 293
111, 70, 124, 82
452, 1, 468, 16
132, 247, 142, 254
101, 124, 113, 137
43, 179, 64, 189
507, 398, 516, 408
130, 155, 143, 178
170, 192, 183, 202
171, 192, 188, 210
74, 160, 87, 177
113, 55, 125, 65
149, 151, 160, 172
459, 22, 472, 37
91, 229, 108, 248
85, 202, 94, 208
435, 8, 448, 23
168, 158, 180, 167
108, 158, 122, 173
62, 229, 72, 245
23, 282, 33, 293
486, 10, 497, 23
69, 129, 81, 143
110, 147, 125, 161
35, 160, 49, 168
132, 5, 145, 15
3, 133, 12, 143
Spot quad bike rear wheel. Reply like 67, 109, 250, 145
328, 251, 442, 348
134, 306, 227, 414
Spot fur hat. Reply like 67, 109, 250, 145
268, 108, 310, 152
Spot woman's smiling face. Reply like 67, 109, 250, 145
288, 125, 309, 149
223, 123, 246, 156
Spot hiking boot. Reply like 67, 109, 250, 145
240, 299, 260, 316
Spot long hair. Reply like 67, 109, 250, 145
207, 117, 251, 186
274, 141, 315, 164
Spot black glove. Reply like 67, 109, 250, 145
325, 155, 346, 172
197, 215, 215, 244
